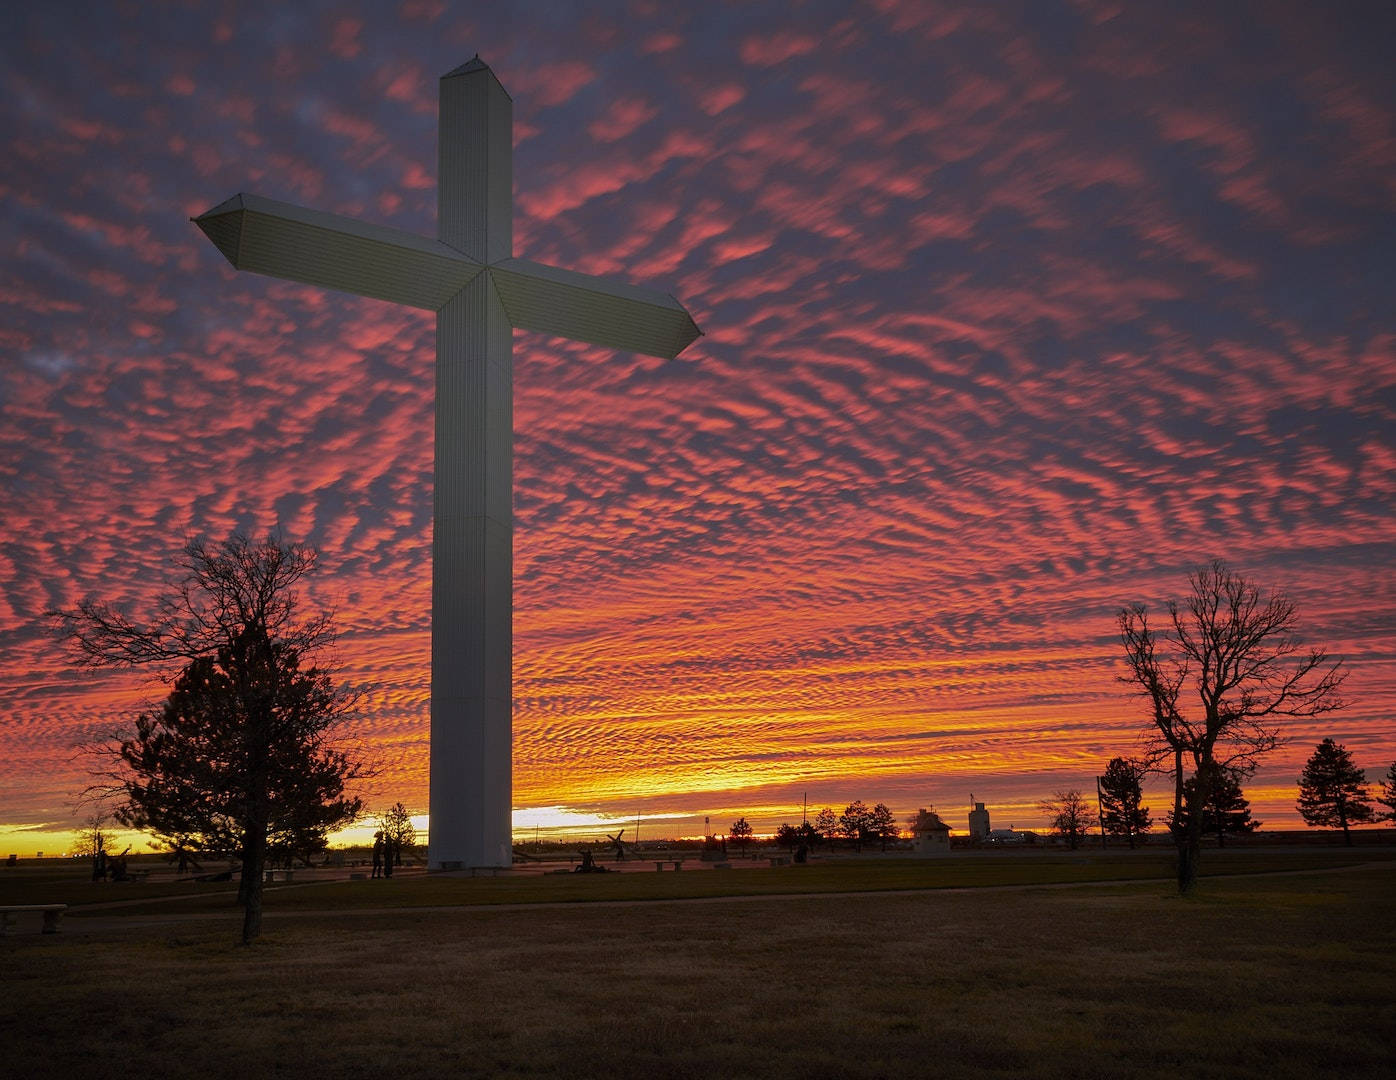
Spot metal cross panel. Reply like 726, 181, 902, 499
193, 58, 701, 869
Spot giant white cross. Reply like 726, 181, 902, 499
194, 58, 701, 869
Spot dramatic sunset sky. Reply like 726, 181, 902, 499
3, 1, 1394, 854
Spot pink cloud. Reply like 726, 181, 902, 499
527, 60, 597, 107
698, 83, 745, 116
587, 96, 657, 142
739, 31, 820, 67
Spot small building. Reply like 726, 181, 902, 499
968, 801, 990, 840
912, 808, 952, 857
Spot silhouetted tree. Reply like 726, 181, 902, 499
812, 807, 838, 848
72, 813, 109, 860
377, 802, 417, 866
1039, 789, 1092, 849
56, 534, 369, 944
729, 817, 753, 854
774, 823, 800, 852
1298, 738, 1375, 845
839, 800, 874, 851
1098, 757, 1151, 848
1119, 560, 1345, 892
869, 802, 898, 850
1378, 762, 1396, 823
796, 821, 821, 849
1166, 767, 1259, 846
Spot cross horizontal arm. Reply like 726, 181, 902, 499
193, 193, 484, 311
491, 258, 702, 360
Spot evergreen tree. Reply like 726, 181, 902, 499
1297, 738, 1375, 844
58, 534, 369, 944
1377, 761, 1396, 823
869, 802, 898, 850
1098, 757, 1151, 847
1166, 766, 1259, 846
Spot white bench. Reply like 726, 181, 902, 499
0, 904, 66, 934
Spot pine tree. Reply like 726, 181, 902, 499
58, 534, 369, 944
1297, 738, 1375, 845
1098, 757, 1151, 847
1377, 761, 1396, 823
1167, 767, 1259, 847
869, 802, 898, 850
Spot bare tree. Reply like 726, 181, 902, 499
72, 813, 109, 860
377, 802, 417, 866
55, 533, 369, 943
1119, 560, 1345, 892
1039, 789, 1093, 849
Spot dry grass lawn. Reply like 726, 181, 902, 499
3, 862, 1392, 1079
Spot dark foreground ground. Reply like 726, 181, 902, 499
3, 854, 1393, 1079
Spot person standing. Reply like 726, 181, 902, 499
371, 831, 384, 879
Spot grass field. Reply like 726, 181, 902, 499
5, 847, 1391, 914
3, 855, 1393, 1079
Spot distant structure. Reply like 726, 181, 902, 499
968, 798, 990, 840
912, 808, 952, 856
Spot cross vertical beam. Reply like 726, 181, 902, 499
430, 61, 514, 868
191, 57, 702, 875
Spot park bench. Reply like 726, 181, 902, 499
0, 904, 66, 935
768, 855, 790, 867
263, 868, 295, 883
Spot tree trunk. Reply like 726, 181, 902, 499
1176, 755, 1209, 894
1176, 840, 1199, 893
240, 817, 268, 944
